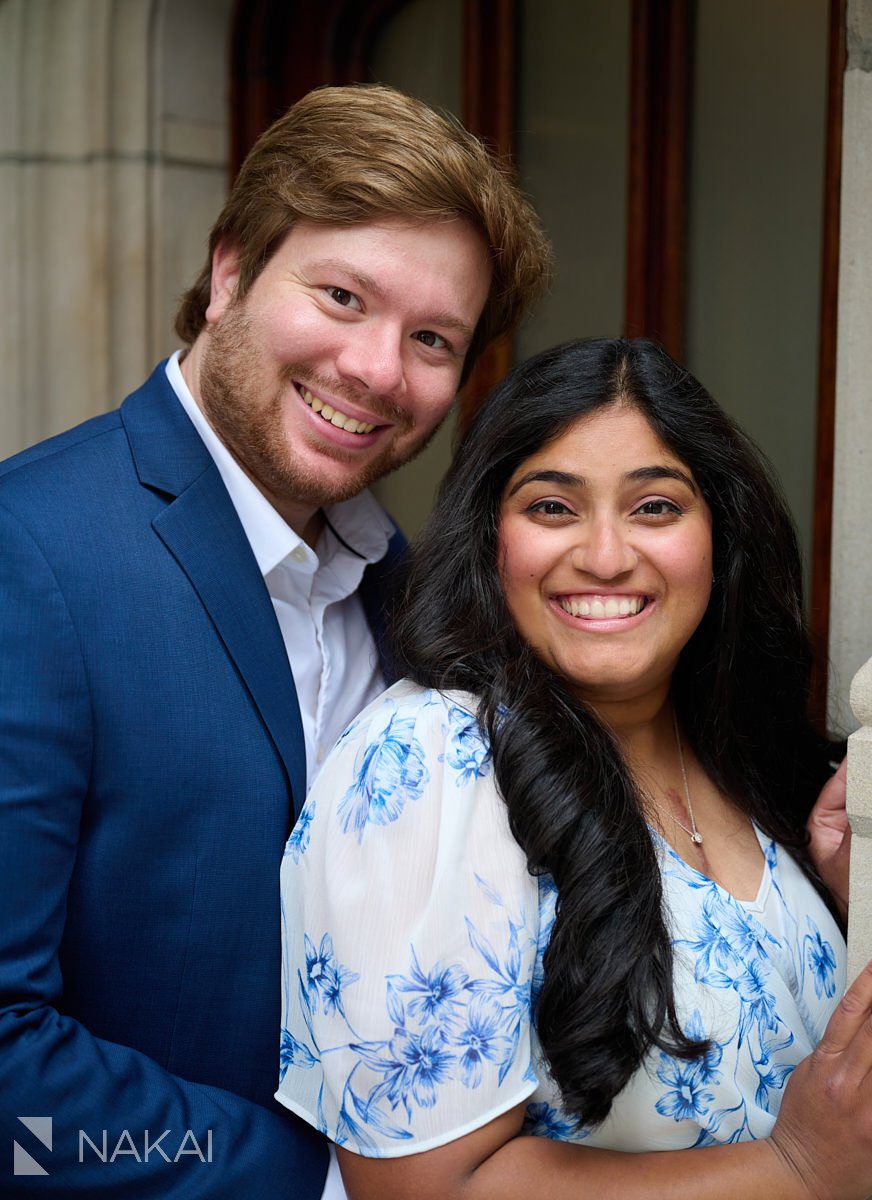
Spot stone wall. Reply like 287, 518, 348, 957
0, 0, 233, 458
848, 658, 872, 980
830, 0, 872, 736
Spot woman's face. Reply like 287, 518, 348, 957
498, 403, 713, 708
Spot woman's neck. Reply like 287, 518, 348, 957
588, 685, 673, 760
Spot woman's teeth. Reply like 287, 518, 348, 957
559, 596, 646, 619
300, 386, 376, 434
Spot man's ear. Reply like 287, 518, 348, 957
204, 241, 241, 324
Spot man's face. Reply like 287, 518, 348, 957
195, 218, 492, 519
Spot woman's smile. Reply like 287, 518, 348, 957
554, 593, 649, 619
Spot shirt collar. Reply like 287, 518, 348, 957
166, 351, 395, 576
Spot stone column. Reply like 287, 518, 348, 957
847, 658, 872, 981
0, 0, 233, 460
829, 0, 872, 736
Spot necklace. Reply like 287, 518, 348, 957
646, 711, 703, 846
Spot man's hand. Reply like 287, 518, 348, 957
807, 757, 849, 921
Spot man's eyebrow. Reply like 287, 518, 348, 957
307, 258, 475, 337
507, 465, 698, 497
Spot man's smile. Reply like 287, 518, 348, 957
295, 382, 380, 435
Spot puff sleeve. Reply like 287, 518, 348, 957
275, 681, 541, 1157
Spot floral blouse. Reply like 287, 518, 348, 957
275, 681, 846, 1157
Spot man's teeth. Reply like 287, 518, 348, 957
559, 596, 646, 619
300, 387, 376, 434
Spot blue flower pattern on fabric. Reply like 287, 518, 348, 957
304, 933, 360, 1019
805, 924, 838, 999
443, 705, 492, 783
523, 1102, 582, 1140
655, 1059, 716, 1122
651, 842, 839, 1145
286, 800, 315, 862
278, 685, 846, 1157
337, 705, 430, 841
283, 876, 536, 1148
280, 1028, 317, 1082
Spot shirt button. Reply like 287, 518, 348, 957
317, 743, 326, 763
290, 546, 308, 563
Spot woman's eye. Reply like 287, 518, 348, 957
634, 499, 682, 517
414, 330, 448, 350
529, 499, 572, 517
326, 287, 361, 310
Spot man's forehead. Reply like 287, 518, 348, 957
229, 214, 485, 270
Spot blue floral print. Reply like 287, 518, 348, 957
387, 948, 468, 1024
655, 1058, 716, 1122
280, 1028, 317, 1082
277, 683, 846, 1158
286, 800, 315, 863
454, 995, 514, 1088
281, 876, 536, 1149
523, 1102, 581, 1140
337, 705, 430, 841
304, 933, 359, 1018
444, 705, 492, 782
805, 923, 838, 999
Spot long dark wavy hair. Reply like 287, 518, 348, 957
392, 337, 837, 1128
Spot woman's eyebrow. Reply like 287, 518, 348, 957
507, 469, 583, 497
507, 465, 698, 498
623, 465, 699, 493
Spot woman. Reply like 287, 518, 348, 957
277, 339, 866, 1199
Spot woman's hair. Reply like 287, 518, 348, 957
175, 84, 552, 384
393, 337, 836, 1127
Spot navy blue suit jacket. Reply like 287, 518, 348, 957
0, 364, 405, 1196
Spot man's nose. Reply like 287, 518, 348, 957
336, 323, 405, 396
569, 517, 637, 579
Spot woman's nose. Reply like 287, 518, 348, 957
569, 518, 638, 579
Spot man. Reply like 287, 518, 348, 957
0, 85, 550, 1197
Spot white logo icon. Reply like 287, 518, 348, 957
14, 1116, 52, 1176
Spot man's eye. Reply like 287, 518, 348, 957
414, 330, 448, 350
634, 499, 682, 517
326, 287, 361, 310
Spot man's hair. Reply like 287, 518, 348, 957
175, 84, 552, 378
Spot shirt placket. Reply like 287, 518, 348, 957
311, 593, 332, 770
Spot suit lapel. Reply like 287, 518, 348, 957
122, 365, 308, 816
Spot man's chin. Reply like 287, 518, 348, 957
285, 432, 433, 506
270, 455, 389, 510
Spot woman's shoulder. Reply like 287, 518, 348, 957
350, 679, 482, 722
305, 680, 497, 848
331, 679, 488, 758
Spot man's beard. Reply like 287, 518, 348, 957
197, 302, 441, 510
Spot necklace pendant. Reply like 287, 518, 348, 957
691, 832, 704, 845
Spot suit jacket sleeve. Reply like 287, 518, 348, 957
0, 502, 327, 1197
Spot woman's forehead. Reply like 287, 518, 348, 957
508, 404, 692, 482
